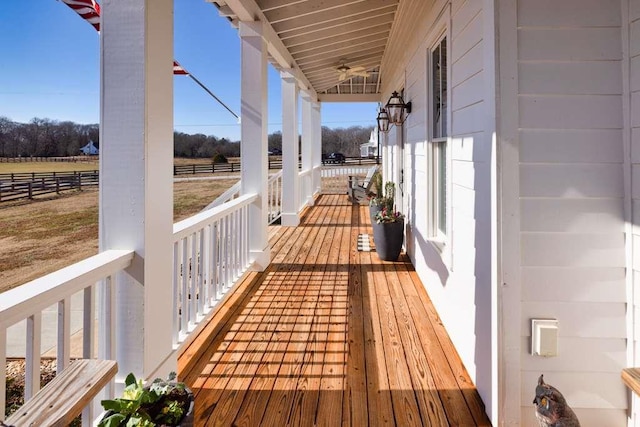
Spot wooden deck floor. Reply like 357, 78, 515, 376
178, 194, 491, 426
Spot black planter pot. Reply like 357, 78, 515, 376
369, 204, 383, 225
372, 220, 404, 261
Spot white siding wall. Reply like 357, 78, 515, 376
631, 0, 640, 424
516, 1, 627, 425
393, 0, 496, 416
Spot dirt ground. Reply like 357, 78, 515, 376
0, 179, 238, 293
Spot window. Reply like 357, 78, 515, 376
430, 35, 448, 239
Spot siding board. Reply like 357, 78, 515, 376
521, 233, 625, 268
451, 11, 483, 64
452, 100, 485, 135
520, 164, 623, 198
519, 62, 622, 95
452, 70, 484, 111
517, 0, 621, 27
451, 41, 483, 86
519, 95, 623, 130
521, 267, 626, 303
450, 132, 487, 162
520, 337, 626, 373
520, 129, 623, 164
518, 28, 622, 61
521, 198, 624, 233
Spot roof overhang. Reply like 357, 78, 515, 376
209, 0, 400, 101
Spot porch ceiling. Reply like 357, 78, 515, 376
210, 0, 399, 101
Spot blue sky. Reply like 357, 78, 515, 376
0, 0, 377, 141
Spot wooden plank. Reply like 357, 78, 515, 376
404, 266, 491, 425
342, 203, 368, 426
196, 197, 329, 425
6, 359, 117, 427
286, 196, 337, 427
315, 196, 349, 425
178, 195, 492, 426
384, 261, 463, 426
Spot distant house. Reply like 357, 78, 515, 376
80, 140, 99, 155
360, 128, 378, 158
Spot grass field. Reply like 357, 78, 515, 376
0, 158, 243, 174
0, 178, 238, 293
0, 161, 99, 173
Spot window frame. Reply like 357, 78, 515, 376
427, 29, 450, 250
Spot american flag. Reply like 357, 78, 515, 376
173, 61, 189, 76
60, 0, 101, 32
60, 0, 190, 76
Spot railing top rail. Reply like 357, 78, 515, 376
299, 169, 312, 177
0, 249, 134, 328
173, 193, 258, 241
268, 170, 283, 181
204, 180, 242, 210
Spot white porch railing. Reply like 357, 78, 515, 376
267, 170, 282, 225
172, 193, 257, 345
203, 180, 241, 210
320, 165, 373, 178
299, 169, 313, 212
0, 249, 134, 422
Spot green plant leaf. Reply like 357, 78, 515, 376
98, 413, 127, 427
124, 373, 137, 387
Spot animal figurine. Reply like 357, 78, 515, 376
533, 375, 580, 427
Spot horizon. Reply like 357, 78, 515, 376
0, 0, 378, 141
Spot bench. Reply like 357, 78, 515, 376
348, 166, 379, 205
5, 359, 117, 427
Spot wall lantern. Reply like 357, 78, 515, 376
385, 91, 412, 125
376, 108, 390, 133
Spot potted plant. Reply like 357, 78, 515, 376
372, 181, 405, 261
98, 372, 194, 427
368, 171, 384, 223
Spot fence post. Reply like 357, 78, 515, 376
78, 173, 82, 191
56, 178, 60, 194
28, 182, 32, 199
173, 165, 177, 176
192, 164, 196, 174
212, 163, 215, 173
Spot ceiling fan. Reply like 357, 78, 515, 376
335, 60, 370, 81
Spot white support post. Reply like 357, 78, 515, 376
280, 70, 300, 226
240, 21, 270, 270
312, 101, 322, 195
301, 95, 314, 206
100, 0, 175, 385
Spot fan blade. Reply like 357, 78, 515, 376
352, 71, 370, 77
350, 66, 366, 72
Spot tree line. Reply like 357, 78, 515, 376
0, 117, 374, 158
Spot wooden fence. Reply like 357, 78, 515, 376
0, 156, 96, 163
0, 171, 98, 202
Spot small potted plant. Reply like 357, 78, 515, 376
372, 181, 405, 261
98, 372, 194, 427
368, 171, 384, 223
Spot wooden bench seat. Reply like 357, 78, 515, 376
5, 359, 117, 427
622, 368, 640, 396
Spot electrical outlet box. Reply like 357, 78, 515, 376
531, 319, 558, 357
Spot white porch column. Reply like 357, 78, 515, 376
280, 71, 300, 226
301, 94, 314, 207
100, 0, 174, 382
240, 21, 270, 270
311, 101, 322, 196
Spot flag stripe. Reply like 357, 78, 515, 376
173, 61, 189, 75
61, 0, 101, 31
62, 0, 188, 75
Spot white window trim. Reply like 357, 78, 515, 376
426, 13, 452, 267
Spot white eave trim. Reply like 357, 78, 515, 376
219, 0, 318, 99
317, 93, 381, 103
